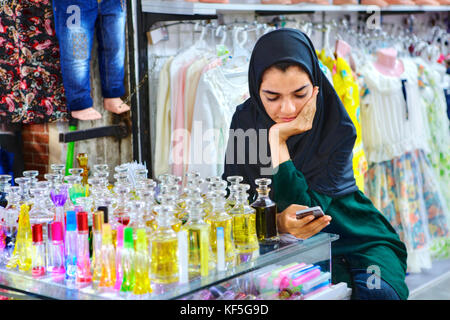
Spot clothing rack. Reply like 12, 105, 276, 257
130, 2, 449, 177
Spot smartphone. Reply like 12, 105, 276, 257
295, 206, 324, 220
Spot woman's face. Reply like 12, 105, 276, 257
259, 65, 313, 123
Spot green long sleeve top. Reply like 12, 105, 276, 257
272, 160, 409, 300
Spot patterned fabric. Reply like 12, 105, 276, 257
365, 149, 449, 272
417, 63, 450, 208
318, 52, 368, 192
0, 0, 68, 123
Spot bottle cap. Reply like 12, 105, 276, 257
66, 210, 77, 232
93, 211, 104, 231
124, 227, 134, 249
51, 221, 63, 242
116, 224, 125, 248
76, 211, 88, 232
32, 223, 43, 243
98, 206, 108, 223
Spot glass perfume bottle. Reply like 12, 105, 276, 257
92, 210, 104, 289
2, 186, 20, 264
99, 223, 116, 291
76, 211, 92, 284
202, 176, 222, 218
250, 178, 279, 244
6, 204, 33, 272
64, 210, 78, 288
136, 180, 157, 234
149, 205, 179, 285
181, 197, 215, 279
14, 177, 32, 207
113, 185, 131, 226
48, 221, 65, 276
76, 153, 89, 186
230, 184, 259, 255
157, 193, 182, 232
50, 164, 65, 183
31, 223, 46, 277
64, 175, 85, 211
133, 228, 152, 297
204, 185, 236, 269
120, 227, 135, 297
225, 176, 244, 211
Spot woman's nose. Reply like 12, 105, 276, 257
280, 98, 296, 114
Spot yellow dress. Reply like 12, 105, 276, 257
318, 50, 368, 192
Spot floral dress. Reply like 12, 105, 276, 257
359, 58, 449, 273
0, 0, 67, 123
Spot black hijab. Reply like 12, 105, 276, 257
222, 28, 358, 201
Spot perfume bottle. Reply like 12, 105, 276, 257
114, 225, 125, 291
31, 223, 46, 277
99, 223, 116, 291
92, 210, 104, 288
133, 228, 152, 297
65, 211, 78, 288
120, 227, 135, 296
76, 211, 92, 284
76, 153, 89, 186
6, 204, 33, 272
225, 176, 244, 211
204, 184, 236, 269
230, 184, 259, 254
48, 221, 65, 275
157, 193, 182, 232
250, 178, 279, 244
2, 186, 20, 263
149, 205, 179, 284
136, 180, 157, 234
181, 197, 215, 279
113, 185, 131, 226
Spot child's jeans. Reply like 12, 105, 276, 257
52, 0, 126, 112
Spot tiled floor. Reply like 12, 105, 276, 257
406, 258, 450, 300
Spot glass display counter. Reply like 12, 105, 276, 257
0, 233, 339, 300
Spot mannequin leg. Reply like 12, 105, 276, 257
52, 0, 102, 120
97, 0, 130, 115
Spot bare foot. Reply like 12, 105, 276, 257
71, 107, 102, 121
103, 98, 131, 115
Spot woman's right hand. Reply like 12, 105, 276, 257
277, 204, 332, 239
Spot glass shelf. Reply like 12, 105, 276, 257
141, 1, 450, 15
0, 232, 338, 300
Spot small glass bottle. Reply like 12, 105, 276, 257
99, 223, 116, 292
230, 184, 259, 255
114, 225, 125, 291
31, 223, 46, 277
48, 221, 66, 276
204, 184, 236, 270
157, 193, 182, 232
181, 197, 215, 279
133, 228, 152, 297
113, 185, 131, 226
2, 186, 20, 263
250, 178, 279, 244
65, 210, 78, 288
120, 227, 135, 297
76, 211, 92, 284
149, 205, 179, 285
92, 210, 104, 289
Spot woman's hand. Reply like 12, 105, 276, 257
269, 86, 319, 144
277, 204, 332, 239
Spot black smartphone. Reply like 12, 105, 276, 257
295, 206, 325, 220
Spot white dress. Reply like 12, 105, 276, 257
188, 65, 249, 179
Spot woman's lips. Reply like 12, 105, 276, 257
280, 117, 296, 122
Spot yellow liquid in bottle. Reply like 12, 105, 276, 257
205, 215, 235, 268
150, 236, 179, 284
181, 224, 215, 278
133, 250, 151, 295
232, 212, 259, 254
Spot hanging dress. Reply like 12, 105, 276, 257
320, 54, 368, 192
359, 58, 449, 273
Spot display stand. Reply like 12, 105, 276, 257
0, 233, 339, 300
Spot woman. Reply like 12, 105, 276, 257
222, 29, 409, 300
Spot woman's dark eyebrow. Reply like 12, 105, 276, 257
262, 84, 309, 95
